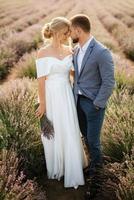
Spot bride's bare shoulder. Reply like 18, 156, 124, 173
36, 45, 51, 59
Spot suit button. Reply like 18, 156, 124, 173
77, 81, 80, 84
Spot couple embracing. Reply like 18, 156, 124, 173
35, 14, 115, 190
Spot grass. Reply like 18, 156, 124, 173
0, 148, 47, 200
10, 51, 37, 79
113, 53, 134, 94
95, 1, 134, 61
102, 86, 134, 162
116, 153, 134, 200
0, 30, 42, 80
122, 34, 134, 61
0, 78, 45, 179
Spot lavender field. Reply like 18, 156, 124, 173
0, 0, 134, 199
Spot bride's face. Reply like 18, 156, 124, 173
55, 26, 71, 44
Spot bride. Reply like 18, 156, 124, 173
35, 16, 87, 189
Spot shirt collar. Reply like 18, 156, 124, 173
79, 35, 93, 52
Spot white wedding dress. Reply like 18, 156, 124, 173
35, 54, 86, 188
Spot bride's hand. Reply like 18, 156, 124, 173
35, 103, 46, 118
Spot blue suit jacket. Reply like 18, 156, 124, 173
73, 37, 115, 108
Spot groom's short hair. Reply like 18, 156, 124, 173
70, 14, 91, 32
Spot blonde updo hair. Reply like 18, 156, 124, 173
42, 17, 71, 40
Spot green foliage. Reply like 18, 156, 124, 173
11, 52, 37, 79
116, 154, 134, 200
0, 78, 45, 178
0, 148, 46, 200
102, 88, 134, 162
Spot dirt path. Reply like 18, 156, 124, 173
41, 163, 120, 200
44, 175, 87, 200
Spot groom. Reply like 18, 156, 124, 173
70, 14, 115, 177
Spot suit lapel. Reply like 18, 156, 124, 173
73, 46, 80, 78
79, 38, 95, 78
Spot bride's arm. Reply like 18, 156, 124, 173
69, 68, 75, 86
70, 69, 75, 78
37, 76, 46, 109
35, 49, 47, 118
70, 69, 75, 76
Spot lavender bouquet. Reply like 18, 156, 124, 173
34, 102, 54, 139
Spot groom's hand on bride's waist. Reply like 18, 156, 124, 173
95, 106, 100, 110
93, 103, 101, 110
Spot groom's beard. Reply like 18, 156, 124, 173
72, 37, 79, 44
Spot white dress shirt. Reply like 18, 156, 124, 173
77, 35, 93, 94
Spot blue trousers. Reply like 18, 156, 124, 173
77, 95, 105, 175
